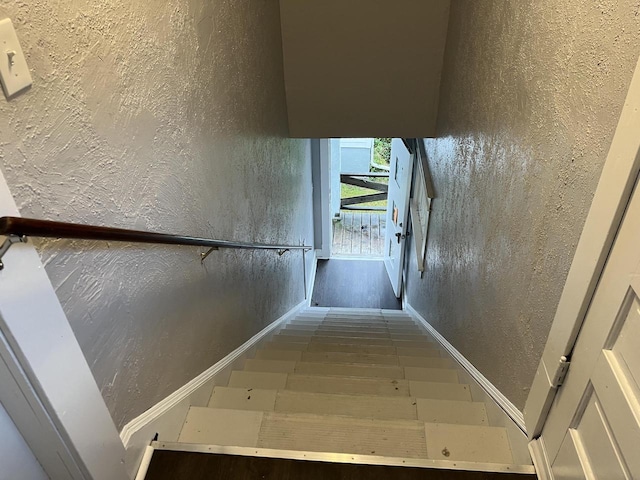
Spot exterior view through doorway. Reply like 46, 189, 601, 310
312, 139, 413, 308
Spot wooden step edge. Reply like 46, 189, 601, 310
277, 331, 432, 341
211, 385, 484, 406
177, 408, 524, 470
229, 370, 473, 401
262, 342, 443, 356
207, 390, 487, 424
247, 358, 456, 372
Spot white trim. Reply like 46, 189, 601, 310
0, 171, 128, 480
329, 255, 385, 261
317, 139, 332, 259
120, 299, 307, 478
340, 138, 374, 149
152, 441, 536, 475
524, 55, 640, 439
133, 446, 154, 480
528, 438, 553, 480
306, 250, 318, 306
405, 303, 526, 434
401, 269, 407, 311
0, 329, 82, 479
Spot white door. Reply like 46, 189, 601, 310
384, 139, 414, 297
539, 177, 640, 479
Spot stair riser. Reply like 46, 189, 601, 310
262, 341, 442, 358
283, 326, 423, 335
228, 371, 474, 401
279, 330, 428, 341
244, 359, 459, 383
293, 352, 454, 369
323, 313, 412, 320
180, 408, 514, 464
273, 335, 438, 349
324, 317, 414, 322
294, 322, 417, 329
208, 387, 488, 425
280, 329, 395, 339
293, 318, 417, 326
299, 352, 400, 366
286, 325, 424, 335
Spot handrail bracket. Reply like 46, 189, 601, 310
0, 235, 28, 270
200, 246, 219, 264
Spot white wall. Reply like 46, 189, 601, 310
279, 0, 450, 138
0, 402, 48, 480
0, 1, 314, 430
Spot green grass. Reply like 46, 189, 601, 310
340, 138, 392, 210
341, 180, 388, 209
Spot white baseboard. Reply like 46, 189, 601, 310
120, 299, 307, 478
405, 304, 527, 433
306, 250, 318, 305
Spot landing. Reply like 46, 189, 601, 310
311, 259, 401, 310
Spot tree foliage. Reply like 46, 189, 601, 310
373, 137, 392, 165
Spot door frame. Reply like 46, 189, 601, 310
313, 138, 332, 260
383, 138, 415, 297
524, 54, 640, 461
0, 171, 129, 479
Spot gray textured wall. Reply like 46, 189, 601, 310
0, 0, 314, 429
406, 0, 640, 410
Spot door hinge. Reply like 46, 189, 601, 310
551, 355, 571, 388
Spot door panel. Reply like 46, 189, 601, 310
543, 179, 640, 479
553, 431, 588, 480
384, 139, 413, 297
572, 388, 628, 479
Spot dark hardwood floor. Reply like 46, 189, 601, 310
145, 451, 535, 480
311, 259, 402, 310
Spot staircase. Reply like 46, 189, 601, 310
172, 308, 533, 474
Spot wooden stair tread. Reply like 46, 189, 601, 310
174, 309, 529, 471
244, 358, 459, 383
255, 349, 453, 368
228, 370, 472, 400
262, 340, 442, 357
179, 407, 513, 464
208, 386, 488, 424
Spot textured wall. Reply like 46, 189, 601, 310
406, 0, 640, 410
0, 0, 314, 429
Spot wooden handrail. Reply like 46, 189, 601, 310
0, 216, 311, 257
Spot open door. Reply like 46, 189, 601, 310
384, 138, 414, 297
538, 173, 640, 479
526, 56, 640, 479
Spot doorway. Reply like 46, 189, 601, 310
312, 138, 414, 308
331, 138, 390, 259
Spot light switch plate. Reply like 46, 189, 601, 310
0, 18, 32, 99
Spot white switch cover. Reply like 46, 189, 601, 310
0, 18, 32, 99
